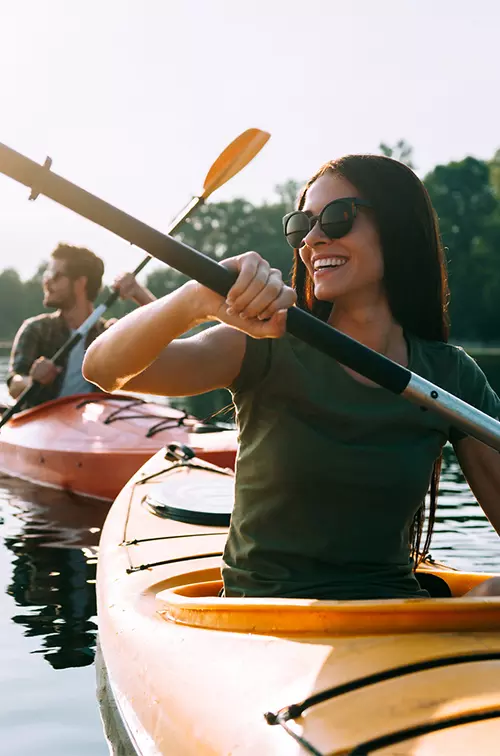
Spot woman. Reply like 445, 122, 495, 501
83, 155, 500, 600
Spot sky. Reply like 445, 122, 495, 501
1, 0, 499, 284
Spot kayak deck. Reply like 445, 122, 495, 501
97, 448, 500, 754
0, 392, 237, 500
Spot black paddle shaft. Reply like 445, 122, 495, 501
0, 142, 411, 399
4, 142, 500, 448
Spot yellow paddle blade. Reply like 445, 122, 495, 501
201, 128, 270, 199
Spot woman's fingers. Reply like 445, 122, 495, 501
218, 307, 289, 339
254, 308, 289, 338
224, 252, 270, 313
211, 252, 294, 337
238, 270, 297, 320
236, 268, 281, 318
257, 282, 297, 320
223, 254, 296, 319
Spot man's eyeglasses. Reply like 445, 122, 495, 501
42, 270, 70, 284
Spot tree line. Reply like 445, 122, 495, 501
1, 142, 500, 417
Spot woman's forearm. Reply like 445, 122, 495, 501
83, 281, 208, 392
455, 437, 500, 537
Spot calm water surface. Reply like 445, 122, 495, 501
0, 356, 499, 755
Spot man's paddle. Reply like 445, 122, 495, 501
0, 129, 270, 427
1, 141, 500, 451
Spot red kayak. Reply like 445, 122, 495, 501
0, 392, 237, 501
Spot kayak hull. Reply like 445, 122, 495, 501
0, 393, 237, 501
97, 449, 500, 755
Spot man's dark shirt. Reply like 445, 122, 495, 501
7, 310, 108, 408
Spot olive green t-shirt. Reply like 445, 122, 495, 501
222, 333, 500, 600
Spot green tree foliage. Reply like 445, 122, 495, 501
424, 157, 500, 340
0, 265, 45, 340
172, 194, 295, 281
274, 179, 303, 209
379, 139, 416, 169
490, 149, 500, 198
3, 151, 500, 416
0, 269, 24, 339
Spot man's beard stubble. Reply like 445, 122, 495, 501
43, 289, 76, 310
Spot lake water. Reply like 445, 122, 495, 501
0, 354, 500, 755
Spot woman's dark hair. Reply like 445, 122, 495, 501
51, 243, 104, 301
291, 155, 450, 565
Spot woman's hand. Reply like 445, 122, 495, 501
194, 252, 296, 338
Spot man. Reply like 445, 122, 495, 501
7, 244, 155, 408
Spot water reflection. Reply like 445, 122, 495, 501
0, 443, 498, 678
431, 445, 500, 571
0, 475, 109, 669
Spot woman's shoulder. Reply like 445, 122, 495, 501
408, 334, 470, 369
408, 334, 495, 401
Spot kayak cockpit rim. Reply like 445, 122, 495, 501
153, 567, 500, 636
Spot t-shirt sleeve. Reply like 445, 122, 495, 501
229, 335, 273, 394
450, 349, 500, 443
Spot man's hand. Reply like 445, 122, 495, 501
113, 273, 156, 306
30, 357, 61, 385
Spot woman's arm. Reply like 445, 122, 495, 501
112, 322, 247, 396
83, 279, 243, 395
83, 252, 296, 397
453, 436, 500, 536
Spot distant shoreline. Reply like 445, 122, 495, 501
456, 344, 500, 356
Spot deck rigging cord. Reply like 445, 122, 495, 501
265, 653, 500, 754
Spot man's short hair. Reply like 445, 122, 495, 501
51, 244, 104, 301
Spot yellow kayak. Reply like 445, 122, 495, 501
97, 444, 500, 755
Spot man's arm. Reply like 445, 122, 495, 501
113, 273, 156, 306
7, 319, 59, 399
7, 320, 38, 398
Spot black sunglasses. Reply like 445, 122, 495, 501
282, 197, 372, 249
42, 270, 71, 284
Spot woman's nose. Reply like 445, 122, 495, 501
301, 219, 328, 249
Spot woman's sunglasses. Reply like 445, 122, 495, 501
282, 197, 372, 249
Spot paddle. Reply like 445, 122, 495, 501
1, 142, 500, 451
0, 129, 270, 427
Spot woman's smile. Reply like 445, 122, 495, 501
312, 255, 349, 275
300, 173, 383, 304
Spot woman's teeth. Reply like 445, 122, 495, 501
313, 257, 347, 271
